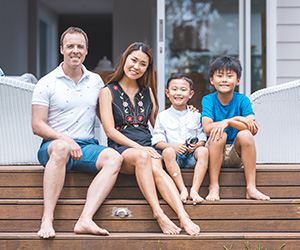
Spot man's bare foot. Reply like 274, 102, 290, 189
37, 219, 56, 239
180, 216, 200, 236
180, 188, 189, 203
74, 217, 109, 235
190, 189, 204, 205
205, 185, 220, 201
155, 211, 181, 235
246, 187, 270, 200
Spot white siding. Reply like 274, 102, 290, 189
277, 0, 300, 82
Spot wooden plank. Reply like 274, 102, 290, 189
0, 232, 298, 250
1, 201, 300, 220
1, 186, 299, 199
1, 219, 300, 233
1, 167, 300, 187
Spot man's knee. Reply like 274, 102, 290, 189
48, 140, 71, 162
96, 148, 123, 172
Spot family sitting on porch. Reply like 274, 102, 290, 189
31, 26, 269, 239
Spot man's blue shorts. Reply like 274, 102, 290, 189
38, 139, 107, 173
176, 151, 197, 169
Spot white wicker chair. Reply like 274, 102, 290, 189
0, 77, 41, 164
0, 77, 107, 165
250, 79, 300, 164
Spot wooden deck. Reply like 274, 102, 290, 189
0, 164, 299, 249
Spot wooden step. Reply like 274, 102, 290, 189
0, 165, 300, 199
1, 199, 300, 233
0, 232, 297, 250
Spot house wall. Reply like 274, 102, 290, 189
277, 0, 300, 84
0, 0, 29, 76
112, 0, 156, 66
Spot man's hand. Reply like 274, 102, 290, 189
63, 136, 82, 161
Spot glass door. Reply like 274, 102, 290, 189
157, 0, 269, 110
165, 0, 239, 110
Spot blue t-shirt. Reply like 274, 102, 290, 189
201, 92, 254, 144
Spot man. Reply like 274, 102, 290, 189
32, 27, 122, 238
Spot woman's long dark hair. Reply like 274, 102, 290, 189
107, 42, 159, 117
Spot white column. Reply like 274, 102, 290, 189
156, 0, 165, 111
266, 0, 277, 87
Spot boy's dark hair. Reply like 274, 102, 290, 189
167, 73, 194, 90
209, 56, 242, 79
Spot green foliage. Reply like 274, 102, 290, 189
223, 241, 286, 250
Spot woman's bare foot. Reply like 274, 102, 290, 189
190, 189, 204, 205
180, 188, 189, 203
37, 218, 56, 239
154, 211, 181, 235
180, 216, 200, 236
74, 217, 109, 235
205, 185, 220, 201
246, 187, 270, 200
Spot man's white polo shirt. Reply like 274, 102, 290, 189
32, 63, 104, 140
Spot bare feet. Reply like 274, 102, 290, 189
155, 212, 181, 235
74, 217, 109, 235
180, 216, 200, 236
190, 188, 204, 205
246, 187, 270, 200
180, 188, 189, 203
37, 218, 56, 239
205, 185, 220, 201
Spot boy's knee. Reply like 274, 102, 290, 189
209, 132, 227, 148
236, 130, 254, 145
195, 146, 208, 158
162, 147, 176, 159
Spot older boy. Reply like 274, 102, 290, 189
201, 56, 270, 201
152, 73, 208, 205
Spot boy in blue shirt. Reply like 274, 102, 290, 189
152, 73, 208, 205
201, 56, 270, 201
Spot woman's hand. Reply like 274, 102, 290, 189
143, 146, 162, 159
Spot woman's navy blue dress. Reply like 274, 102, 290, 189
106, 82, 153, 154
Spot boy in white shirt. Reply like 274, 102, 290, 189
152, 73, 208, 205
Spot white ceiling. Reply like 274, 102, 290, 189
39, 0, 113, 14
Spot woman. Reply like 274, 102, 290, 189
99, 42, 200, 235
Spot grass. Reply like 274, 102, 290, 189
223, 241, 286, 250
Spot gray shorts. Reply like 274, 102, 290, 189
221, 143, 242, 168
206, 141, 243, 168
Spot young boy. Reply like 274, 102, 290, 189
152, 73, 208, 205
201, 56, 270, 201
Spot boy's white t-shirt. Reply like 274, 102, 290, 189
152, 105, 206, 146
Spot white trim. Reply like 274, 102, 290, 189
239, 0, 245, 94
156, 0, 165, 111
266, 0, 277, 87
245, 0, 251, 96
